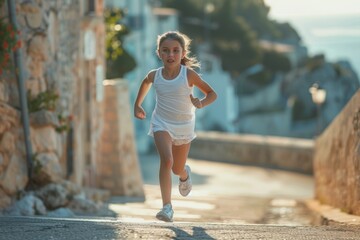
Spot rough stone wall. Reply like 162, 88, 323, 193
0, 0, 106, 209
99, 80, 144, 197
0, 103, 26, 209
314, 90, 360, 216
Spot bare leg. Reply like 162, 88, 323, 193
154, 131, 173, 206
172, 143, 191, 180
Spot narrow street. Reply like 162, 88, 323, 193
107, 154, 315, 225
1, 154, 359, 239
1, 216, 359, 240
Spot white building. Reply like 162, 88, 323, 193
105, 0, 179, 152
235, 74, 294, 136
197, 47, 238, 133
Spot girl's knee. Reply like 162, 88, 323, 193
160, 157, 173, 170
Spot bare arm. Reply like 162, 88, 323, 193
188, 69, 217, 109
134, 71, 155, 119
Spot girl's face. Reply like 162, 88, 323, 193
158, 39, 185, 67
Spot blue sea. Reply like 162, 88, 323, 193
287, 14, 360, 77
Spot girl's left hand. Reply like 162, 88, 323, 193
190, 94, 202, 109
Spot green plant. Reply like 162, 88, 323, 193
32, 153, 42, 176
55, 113, 72, 133
0, 1, 21, 75
27, 90, 59, 113
27, 89, 72, 133
105, 8, 136, 78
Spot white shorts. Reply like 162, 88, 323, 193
148, 123, 196, 146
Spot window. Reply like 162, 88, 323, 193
86, 0, 95, 14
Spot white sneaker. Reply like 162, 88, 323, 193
179, 165, 192, 197
156, 204, 174, 222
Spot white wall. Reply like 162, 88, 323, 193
235, 74, 293, 136
197, 50, 238, 132
237, 74, 283, 114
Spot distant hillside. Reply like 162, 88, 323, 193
160, 0, 301, 85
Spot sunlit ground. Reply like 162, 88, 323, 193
107, 154, 314, 225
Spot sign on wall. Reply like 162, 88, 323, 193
96, 65, 104, 102
84, 30, 96, 60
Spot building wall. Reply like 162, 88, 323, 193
99, 79, 144, 197
197, 51, 238, 132
0, 0, 106, 208
75, 10, 106, 187
105, 0, 180, 153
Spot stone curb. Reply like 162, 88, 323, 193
305, 200, 360, 226
190, 131, 314, 174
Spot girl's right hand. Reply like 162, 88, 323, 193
134, 105, 146, 119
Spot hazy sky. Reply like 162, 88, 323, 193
264, 0, 360, 19
263, 0, 360, 75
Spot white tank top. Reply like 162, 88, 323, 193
149, 65, 196, 140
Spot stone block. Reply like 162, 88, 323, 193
20, 2, 43, 29
5, 194, 47, 216
35, 183, 68, 209
0, 154, 28, 195
31, 126, 60, 155
0, 103, 20, 133
190, 131, 314, 174
32, 152, 64, 185
314, 90, 360, 216
0, 132, 16, 154
98, 80, 144, 197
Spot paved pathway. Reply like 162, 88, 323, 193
1, 216, 359, 240
1, 154, 359, 239
107, 154, 315, 225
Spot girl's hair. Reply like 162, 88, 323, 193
157, 31, 200, 70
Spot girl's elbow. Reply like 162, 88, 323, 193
212, 91, 218, 101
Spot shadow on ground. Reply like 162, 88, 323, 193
166, 226, 216, 240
